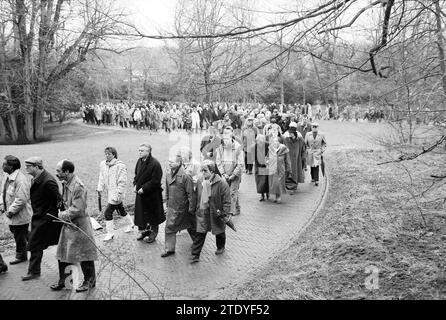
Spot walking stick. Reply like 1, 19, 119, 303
97, 191, 102, 212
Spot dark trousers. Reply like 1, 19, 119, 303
104, 202, 127, 221
9, 224, 29, 260
58, 260, 96, 283
244, 152, 253, 173
191, 232, 226, 257
28, 250, 43, 275
310, 166, 320, 182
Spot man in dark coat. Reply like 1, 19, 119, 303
22, 156, 62, 281
133, 144, 165, 243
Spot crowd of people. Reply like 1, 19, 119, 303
80, 101, 392, 134
0, 102, 328, 293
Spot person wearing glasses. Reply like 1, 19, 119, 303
304, 123, 327, 186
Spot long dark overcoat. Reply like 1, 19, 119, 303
284, 133, 306, 186
27, 170, 63, 252
133, 155, 165, 229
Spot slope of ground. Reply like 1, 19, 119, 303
224, 148, 445, 300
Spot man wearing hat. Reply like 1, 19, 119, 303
283, 123, 306, 194
23, 157, 62, 281
242, 116, 258, 175
304, 123, 327, 186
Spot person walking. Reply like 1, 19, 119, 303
22, 157, 62, 281
97, 147, 134, 242
190, 160, 231, 263
242, 117, 257, 175
133, 144, 165, 243
0, 156, 32, 265
268, 136, 291, 203
254, 134, 269, 201
200, 125, 222, 163
0, 253, 7, 273
305, 123, 327, 186
216, 126, 244, 216
51, 160, 98, 292
161, 152, 197, 258
283, 123, 306, 194
191, 107, 201, 133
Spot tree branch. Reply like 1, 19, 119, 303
378, 135, 446, 165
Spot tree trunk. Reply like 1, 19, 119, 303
34, 109, 44, 139
311, 55, 328, 106
0, 117, 7, 142
24, 113, 34, 142
204, 69, 211, 103
6, 112, 19, 142
435, 0, 446, 95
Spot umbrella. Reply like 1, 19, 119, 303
321, 155, 325, 177
216, 210, 237, 232
97, 191, 102, 212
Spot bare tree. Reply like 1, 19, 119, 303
0, 0, 131, 143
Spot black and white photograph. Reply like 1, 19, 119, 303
0, 0, 445, 305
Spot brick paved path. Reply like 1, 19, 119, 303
0, 128, 326, 300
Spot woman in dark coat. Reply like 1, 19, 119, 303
133, 144, 165, 243
23, 157, 62, 281
190, 160, 231, 263
254, 134, 269, 201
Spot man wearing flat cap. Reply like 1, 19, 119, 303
22, 157, 62, 281
304, 123, 327, 186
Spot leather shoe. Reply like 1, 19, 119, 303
143, 235, 156, 244
190, 256, 200, 264
215, 248, 225, 255
22, 273, 40, 281
10, 258, 27, 265
0, 265, 7, 274
50, 282, 65, 291
136, 232, 149, 241
76, 280, 96, 292
161, 251, 175, 258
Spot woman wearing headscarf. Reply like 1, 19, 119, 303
268, 136, 291, 203
254, 134, 269, 201
191, 160, 231, 263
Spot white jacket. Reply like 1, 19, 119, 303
0, 170, 32, 226
97, 159, 127, 205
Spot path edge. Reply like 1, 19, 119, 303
211, 168, 331, 300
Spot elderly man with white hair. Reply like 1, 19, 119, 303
133, 144, 165, 243
161, 151, 197, 258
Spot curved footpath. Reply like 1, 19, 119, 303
0, 124, 327, 300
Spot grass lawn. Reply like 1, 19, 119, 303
1, 119, 444, 300
0, 121, 204, 243
224, 142, 446, 299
